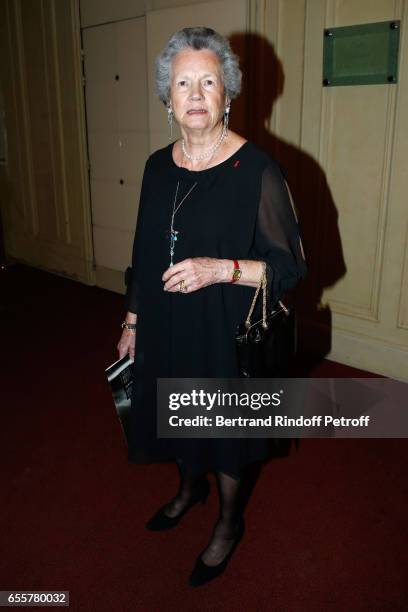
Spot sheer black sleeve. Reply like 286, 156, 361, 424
250, 161, 307, 305
124, 157, 152, 314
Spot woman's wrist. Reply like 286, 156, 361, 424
125, 312, 137, 324
218, 259, 264, 287
122, 322, 136, 334
217, 259, 235, 282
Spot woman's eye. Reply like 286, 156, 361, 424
204, 79, 214, 86
178, 80, 187, 87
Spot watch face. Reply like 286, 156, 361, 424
232, 269, 242, 281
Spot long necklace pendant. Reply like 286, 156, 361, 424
169, 228, 179, 266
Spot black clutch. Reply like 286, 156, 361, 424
105, 354, 134, 446
235, 264, 295, 377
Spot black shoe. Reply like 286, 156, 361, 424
145, 478, 210, 531
188, 518, 245, 587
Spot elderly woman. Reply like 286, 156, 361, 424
117, 27, 306, 586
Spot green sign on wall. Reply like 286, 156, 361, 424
323, 20, 400, 87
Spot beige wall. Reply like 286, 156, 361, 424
80, 0, 212, 28
82, 16, 149, 293
0, 0, 94, 283
251, 0, 408, 378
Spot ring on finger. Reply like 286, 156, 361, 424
179, 279, 187, 293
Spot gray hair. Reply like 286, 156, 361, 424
155, 26, 242, 104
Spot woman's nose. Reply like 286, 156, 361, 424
189, 83, 203, 99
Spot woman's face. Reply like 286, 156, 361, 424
169, 48, 227, 133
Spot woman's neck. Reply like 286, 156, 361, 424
172, 129, 245, 171
180, 123, 225, 157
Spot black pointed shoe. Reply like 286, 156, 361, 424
188, 518, 245, 587
145, 478, 210, 531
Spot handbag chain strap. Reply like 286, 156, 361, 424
245, 262, 268, 329
244, 262, 290, 330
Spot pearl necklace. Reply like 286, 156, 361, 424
181, 125, 228, 161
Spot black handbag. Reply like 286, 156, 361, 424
235, 264, 296, 377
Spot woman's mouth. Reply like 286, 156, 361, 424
187, 109, 207, 115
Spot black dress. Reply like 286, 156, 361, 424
124, 140, 307, 479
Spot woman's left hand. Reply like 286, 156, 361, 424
162, 257, 229, 293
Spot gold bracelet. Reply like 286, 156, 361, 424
121, 321, 137, 331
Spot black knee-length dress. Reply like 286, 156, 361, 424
124, 140, 307, 479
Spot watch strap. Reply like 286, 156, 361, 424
230, 260, 241, 283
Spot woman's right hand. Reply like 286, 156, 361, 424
117, 329, 136, 360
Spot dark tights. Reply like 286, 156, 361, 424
162, 458, 204, 518
163, 458, 243, 567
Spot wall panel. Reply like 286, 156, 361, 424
0, 0, 94, 283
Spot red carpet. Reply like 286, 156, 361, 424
1, 264, 407, 611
